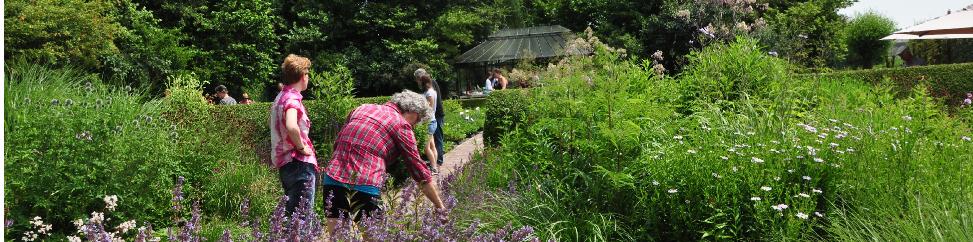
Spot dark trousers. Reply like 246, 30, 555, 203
434, 118, 445, 164
278, 160, 317, 216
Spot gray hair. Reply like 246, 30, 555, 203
413, 68, 429, 78
391, 90, 433, 123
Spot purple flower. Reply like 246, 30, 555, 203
220, 229, 232, 242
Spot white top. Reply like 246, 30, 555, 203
424, 88, 438, 120
484, 78, 495, 91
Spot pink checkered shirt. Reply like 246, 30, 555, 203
269, 86, 317, 170
325, 102, 432, 188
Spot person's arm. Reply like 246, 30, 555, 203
285, 108, 312, 155
500, 76, 508, 89
392, 122, 445, 209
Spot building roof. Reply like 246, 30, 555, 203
454, 25, 589, 66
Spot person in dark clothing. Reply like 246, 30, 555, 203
414, 68, 445, 165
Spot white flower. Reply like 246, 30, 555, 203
814, 211, 825, 217
720, 156, 729, 160
732, 166, 739, 172
774, 176, 781, 181
771, 204, 789, 211
652, 180, 660, 186
798, 123, 818, 133
676, 9, 691, 18
787, 169, 794, 173
796, 212, 809, 219
802, 176, 811, 181
818, 133, 828, 139
812, 188, 823, 194
68, 236, 82, 242
813, 157, 824, 163
90, 212, 104, 224
674, 135, 683, 140
798, 193, 810, 198
116, 220, 137, 234
687, 149, 697, 154
963, 136, 971, 142
104, 195, 119, 211
751, 196, 762, 201
712, 172, 722, 179
761, 186, 772, 191
751, 157, 764, 164
902, 115, 913, 121
829, 143, 839, 149
668, 188, 678, 194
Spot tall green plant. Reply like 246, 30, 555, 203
845, 11, 895, 69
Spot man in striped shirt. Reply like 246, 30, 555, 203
323, 90, 445, 228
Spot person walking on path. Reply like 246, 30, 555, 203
215, 85, 238, 105
322, 90, 446, 231
418, 74, 440, 174
414, 68, 445, 167
269, 54, 317, 215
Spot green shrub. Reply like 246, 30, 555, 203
483, 89, 535, 146
811, 63, 973, 106
678, 37, 792, 113
3, 63, 278, 238
4, 62, 187, 236
442, 100, 485, 143
463, 37, 973, 241
844, 11, 896, 69
4, 0, 121, 69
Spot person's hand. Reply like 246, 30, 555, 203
298, 146, 313, 156
434, 207, 449, 223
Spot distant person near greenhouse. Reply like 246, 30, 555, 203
414, 68, 446, 170
492, 68, 508, 90
483, 70, 496, 95
269, 54, 317, 215
323, 90, 446, 230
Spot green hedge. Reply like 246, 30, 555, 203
811, 63, 973, 106
483, 89, 536, 146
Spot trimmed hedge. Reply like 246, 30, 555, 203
811, 63, 973, 106
483, 89, 536, 146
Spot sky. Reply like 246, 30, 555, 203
838, 0, 973, 29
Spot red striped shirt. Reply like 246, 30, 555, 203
325, 102, 432, 188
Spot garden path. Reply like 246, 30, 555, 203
436, 132, 483, 180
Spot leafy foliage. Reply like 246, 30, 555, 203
844, 11, 896, 68
475, 37, 973, 241
4, 0, 121, 69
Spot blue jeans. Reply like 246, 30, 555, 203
278, 160, 317, 216
434, 118, 445, 165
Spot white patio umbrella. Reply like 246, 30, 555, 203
893, 9, 973, 37
881, 33, 973, 40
